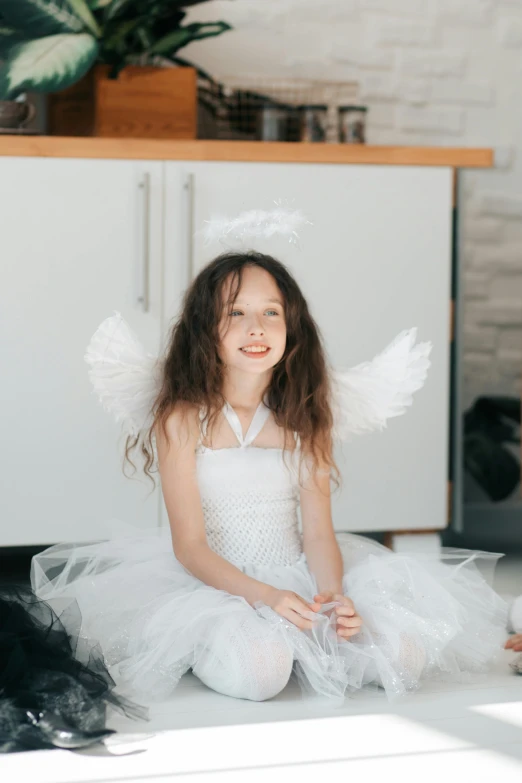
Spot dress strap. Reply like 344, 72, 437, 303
198, 395, 286, 449
223, 398, 271, 448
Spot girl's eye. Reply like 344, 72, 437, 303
229, 310, 279, 317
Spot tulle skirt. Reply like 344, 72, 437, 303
31, 529, 509, 705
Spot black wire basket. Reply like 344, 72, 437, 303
197, 76, 359, 143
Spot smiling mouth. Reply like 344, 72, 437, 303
240, 347, 270, 354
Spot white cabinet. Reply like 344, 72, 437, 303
1, 155, 453, 546
164, 162, 453, 533
1, 158, 164, 545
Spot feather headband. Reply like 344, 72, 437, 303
201, 204, 312, 247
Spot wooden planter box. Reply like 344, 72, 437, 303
48, 65, 197, 139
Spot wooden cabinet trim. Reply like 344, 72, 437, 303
0, 138, 493, 167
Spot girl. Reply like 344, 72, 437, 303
32, 251, 508, 704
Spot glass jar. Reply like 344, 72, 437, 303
256, 100, 300, 142
257, 101, 286, 141
299, 104, 328, 143
338, 105, 367, 144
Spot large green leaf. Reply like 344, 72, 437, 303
0, 33, 98, 99
150, 21, 231, 57
0, 0, 85, 38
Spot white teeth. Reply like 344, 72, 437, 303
241, 346, 268, 353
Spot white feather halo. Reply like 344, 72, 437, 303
201, 204, 312, 247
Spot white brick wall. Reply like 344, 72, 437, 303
430, 81, 494, 106
475, 192, 522, 219
397, 51, 466, 77
331, 45, 393, 70
438, 0, 494, 25
397, 106, 464, 134
186, 0, 522, 409
496, 17, 522, 46
368, 18, 436, 47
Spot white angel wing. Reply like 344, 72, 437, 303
331, 328, 432, 440
84, 311, 163, 444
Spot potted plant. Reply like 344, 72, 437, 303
0, 0, 232, 138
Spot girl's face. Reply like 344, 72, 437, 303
218, 266, 287, 376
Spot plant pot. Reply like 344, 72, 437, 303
48, 65, 197, 139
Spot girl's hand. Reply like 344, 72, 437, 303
505, 633, 522, 652
265, 588, 321, 631
314, 591, 363, 639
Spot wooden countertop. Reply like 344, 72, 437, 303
0, 137, 493, 167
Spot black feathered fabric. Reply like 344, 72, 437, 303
0, 584, 147, 753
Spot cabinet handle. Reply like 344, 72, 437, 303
137, 172, 150, 312
183, 172, 195, 282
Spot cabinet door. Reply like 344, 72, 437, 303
165, 161, 452, 533
1, 158, 164, 545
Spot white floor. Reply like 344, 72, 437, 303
4, 556, 522, 783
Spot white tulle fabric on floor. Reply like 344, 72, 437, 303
31, 398, 508, 705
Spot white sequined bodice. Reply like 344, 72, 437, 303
195, 398, 304, 568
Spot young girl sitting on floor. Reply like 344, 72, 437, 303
32, 251, 509, 703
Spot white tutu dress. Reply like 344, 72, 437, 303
30, 314, 509, 705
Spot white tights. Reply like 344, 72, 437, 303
191, 611, 294, 702
190, 612, 427, 702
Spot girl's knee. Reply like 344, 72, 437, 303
194, 637, 294, 702
246, 639, 294, 701
192, 612, 294, 701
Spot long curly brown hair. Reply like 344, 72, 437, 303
124, 251, 341, 494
